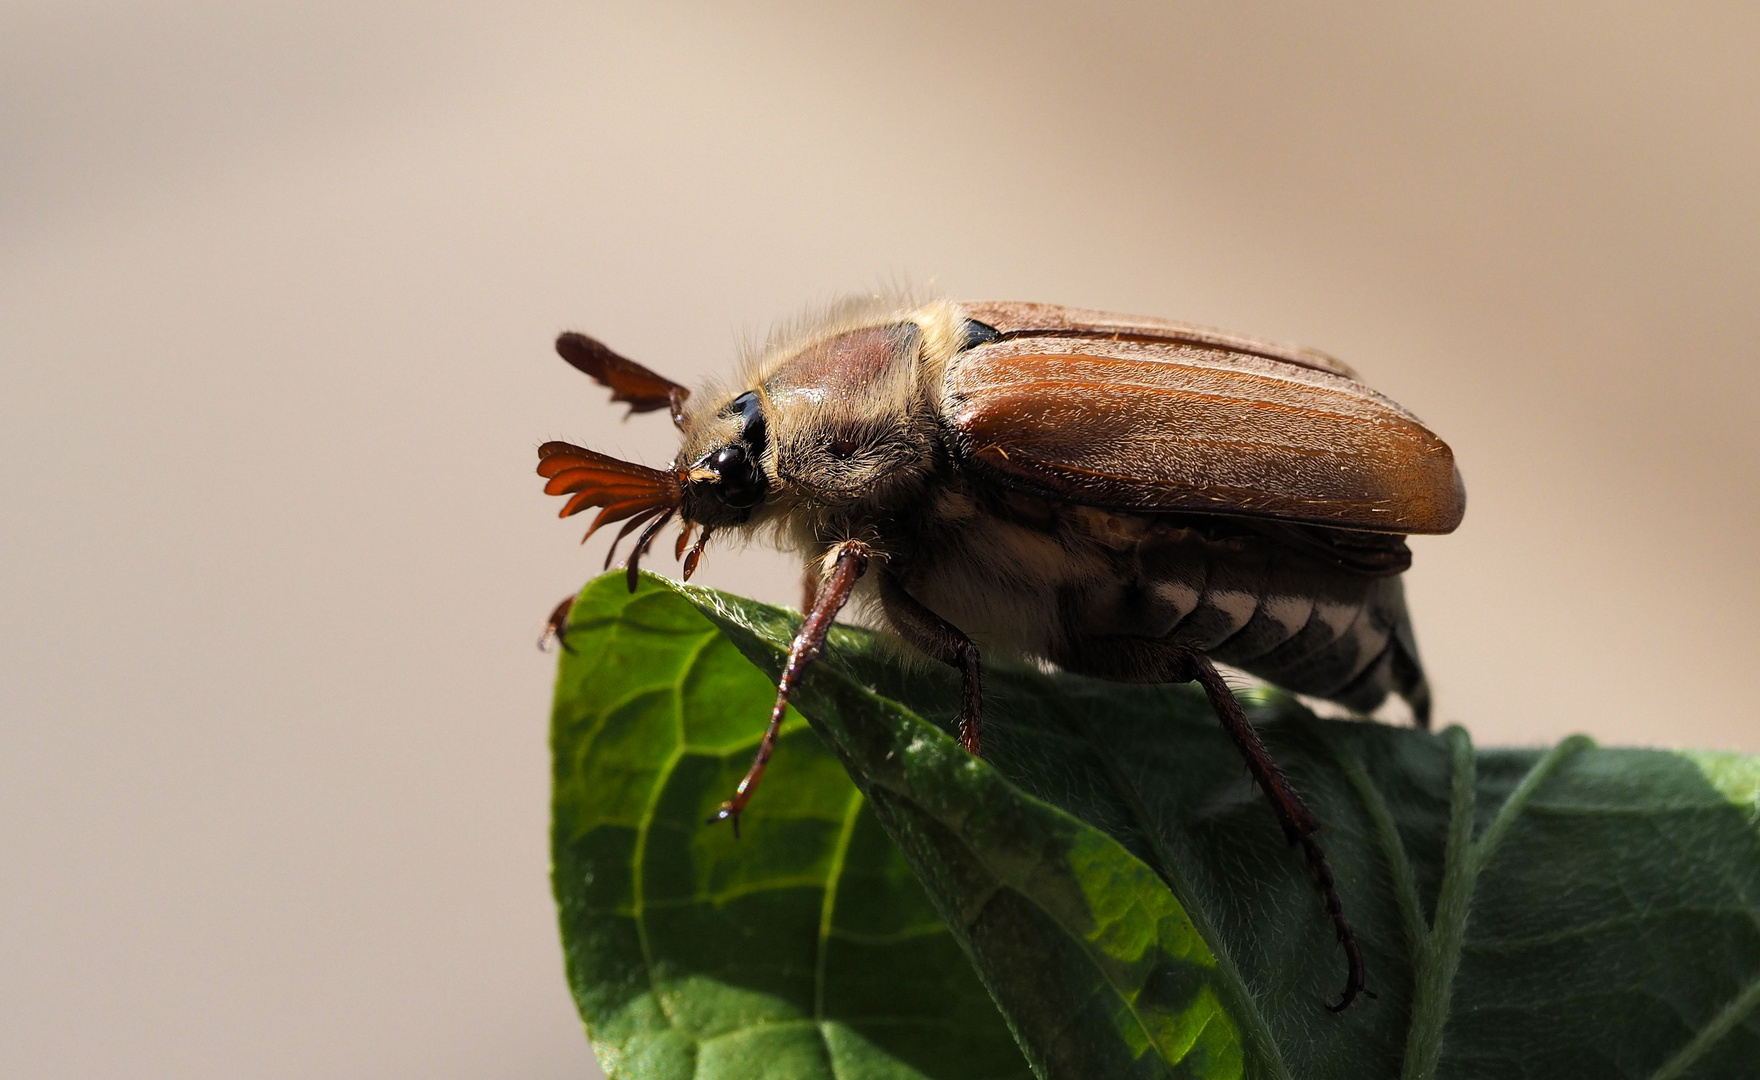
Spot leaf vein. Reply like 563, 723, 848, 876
1648, 967, 1760, 1080
1315, 724, 1430, 965
816, 789, 867, 1022
628, 629, 720, 1027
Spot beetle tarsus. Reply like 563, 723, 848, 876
1183, 650, 1371, 1011
956, 661, 982, 756
539, 594, 579, 654
682, 524, 713, 580
708, 540, 871, 829
705, 804, 742, 839
625, 507, 677, 592
1306, 831, 1374, 1011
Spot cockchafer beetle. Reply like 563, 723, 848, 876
536, 296, 1465, 1010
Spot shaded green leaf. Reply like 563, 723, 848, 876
553, 573, 1760, 1080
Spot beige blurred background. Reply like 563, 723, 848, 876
3, 1, 1757, 1076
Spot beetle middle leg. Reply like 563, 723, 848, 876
708, 539, 871, 835
878, 573, 984, 755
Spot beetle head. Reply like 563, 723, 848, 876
676, 388, 773, 528
676, 320, 937, 527
541, 303, 963, 587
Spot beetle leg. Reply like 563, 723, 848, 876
538, 593, 579, 654
1178, 648, 1370, 1012
623, 506, 676, 592
708, 539, 871, 835
878, 573, 984, 756
800, 566, 819, 614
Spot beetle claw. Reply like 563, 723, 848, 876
707, 803, 741, 839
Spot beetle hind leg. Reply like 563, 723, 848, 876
1053, 633, 1370, 1010
1180, 649, 1371, 1011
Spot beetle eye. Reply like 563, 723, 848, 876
726, 391, 768, 457
709, 443, 766, 508
711, 444, 746, 472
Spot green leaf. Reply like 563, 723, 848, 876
552, 573, 1760, 1080
550, 574, 1031, 1080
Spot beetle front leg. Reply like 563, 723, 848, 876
538, 593, 580, 654
708, 539, 871, 835
878, 573, 984, 755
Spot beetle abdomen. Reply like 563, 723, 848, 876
1048, 524, 1429, 719
896, 489, 1432, 721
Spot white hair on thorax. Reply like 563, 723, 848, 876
736, 286, 939, 385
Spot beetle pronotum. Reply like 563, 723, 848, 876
537, 297, 1464, 1010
